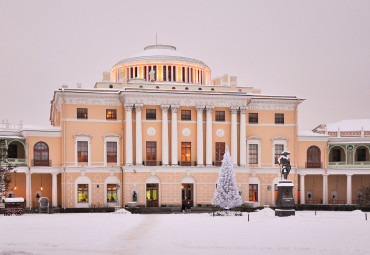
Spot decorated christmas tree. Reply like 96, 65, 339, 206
212, 147, 242, 210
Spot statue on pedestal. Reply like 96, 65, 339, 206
278, 151, 291, 180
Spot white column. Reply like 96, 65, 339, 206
125, 105, 133, 166
171, 106, 179, 166
300, 174, 305, 204
196, 106, 204, 166
239, 107, 247, 166
25, 172, 31, 208
135, 104, 143, 166
323, 174, 328, 204
346, 174, 353, 205
52, 173, 58, 207
206, 106, 214, 166
230, 107, 238, 165
161, 105, 169, 166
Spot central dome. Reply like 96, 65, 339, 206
113, 44, 209, 68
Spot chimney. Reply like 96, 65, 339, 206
212, 77, 221, 86
62, 84, 68, 89
103, 72, 110, 82
230, 76, 237, 90
76, 83, 82, 88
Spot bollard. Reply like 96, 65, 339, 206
315, 210, 317, 216
248, 214, 249, 222
366, 213, 367, 221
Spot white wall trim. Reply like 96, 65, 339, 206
103, 134, 121, 167
74, 175, 92, 208
104, 175, 121, 206
247, 139, 261, 168
249, 176, 261, 207
145, 175, 161, 207
74, 133, 92, 167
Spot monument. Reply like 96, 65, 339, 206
275, 151, 295, 217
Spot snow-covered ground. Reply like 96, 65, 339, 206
0, 209, 369, 255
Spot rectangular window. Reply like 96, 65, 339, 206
77, 108, 88, 119
332, 149, 341, 162
146, 141, 157, 165
130, 67, 133, 79
182, 67, 185, 82
107, 142, 117, 163
106, 109, 117, 120
146, 109, 156, 120
181, 110, 191, 121
181, 142, 191, 165
215, 142, 225, 166
77, 141, 88, 162
168, 66, 172, 81
173, 66, 176, 82
215, 111, 225, 122
249, 144, 258, 164
249, 113, 258, 124
163, 65, 167, 81
275, 144, 284, 164
134, 67, 138, 77
78, 184, 88, 202
249, 184, 258, 202
144, 66, 147, 80
357, 148, 366, 161
107, 184, 117, 202
275, 113, 284, 124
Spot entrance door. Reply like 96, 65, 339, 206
215, 142, 225, 166
146, 183, 159, 207
181, 183, 194, 207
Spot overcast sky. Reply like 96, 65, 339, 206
0, 0, 369, 130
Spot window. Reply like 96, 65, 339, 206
332, 148, 342, 162
249, 184, 258, 202
153, 66, 157, 81
168, 66, 172, 81
356, 147, 367, 161
130, 67, 133, 79
249, 144, 258, 164
163, 65, 167, 81
275, 144, 284, 164
275, 113, 284, 124
107, 142, 117, 163
134, 67, 138, 77
215, 142, 225, 166
181, 142, 191, 165
106, 109, 117, 120
215, 111, 225, 122
107, 184, 117, 202
77, 108, 88, 119
249, 113, 258, 124
34, 142, 49, 166
146, 141, 157, 165
146, 109, 156, 120
181, 110, 191, 121
307, 146, 321, 168
182, 67, 185, 82
78, 184, 88, 202
7, 144, 17, 158
77, 141, 88, 162
173, 66, 176, 81
144, 66, 147, 80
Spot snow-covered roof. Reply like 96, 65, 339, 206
325, 119, 370, 131
22, 124, 61, 132
298, 130, 329, 137
113, 44, 209, 68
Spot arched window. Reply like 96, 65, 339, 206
355, 146, 369, 162
34, 142, 49, 166
329, 146, 345, 163
307, 146, 321, 168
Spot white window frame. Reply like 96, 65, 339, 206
104, 175, 121, 207
74, 132, 92, 167
75, 175, 92, 208
272, 136, 288, 167
103, 133, 121, 167
247, 135, 262, 167
248, 176, 261, 207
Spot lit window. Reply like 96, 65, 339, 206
107, 184, 117, 202
181, 142, 191, 165
249, 184, 258, 202
77, 108, 88, 119
78, 184, 88, 202
77, 141, 88, 162
106, 109, 117, 120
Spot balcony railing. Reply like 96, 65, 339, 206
179, 161, 197, 166
143, 160, 162, 166
305, 162, 322, 168
329, 161, 370, 168
7, 158, 27, 166
32, 160, 52, 167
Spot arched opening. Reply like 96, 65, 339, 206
355, 146, 369, 162
7, 141, 26, 165
329, 146, 345, 163
33, 142, 49, 166
306, 146, 321, 168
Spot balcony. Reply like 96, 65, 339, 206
143, 160, 162, 166
328, 161, 370, 169
7, 158, 27, 166
305, 162, 322, 168
179, 161, 197, 166
32, 160, 52, 167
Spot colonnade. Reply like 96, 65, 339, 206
124, 104, 247, 167
24, 171, 58, 208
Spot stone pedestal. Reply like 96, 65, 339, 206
275, 180, 295, 217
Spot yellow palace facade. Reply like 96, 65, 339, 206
1, 45, 369, 209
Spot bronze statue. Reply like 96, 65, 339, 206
278, 151, 291, 180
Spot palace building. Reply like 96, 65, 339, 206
1, 44, 369, 209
